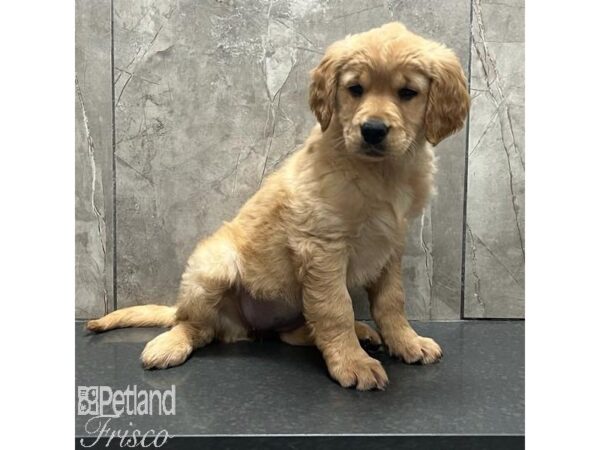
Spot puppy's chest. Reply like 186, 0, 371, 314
346, 196, 408, 287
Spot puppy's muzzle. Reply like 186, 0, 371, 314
360, 119, 389, 145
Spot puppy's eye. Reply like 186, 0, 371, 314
398, 88, 418, 100
348, 84, 363, 97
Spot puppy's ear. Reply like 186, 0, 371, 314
424, 47, 470, 146
309, 43, 347, 131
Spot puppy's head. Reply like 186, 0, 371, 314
309, 22, 470, 159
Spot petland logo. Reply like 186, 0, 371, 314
77, 385, 175, 448
78, 385, 176, 417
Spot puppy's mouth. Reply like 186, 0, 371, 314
360, 144, 386, 159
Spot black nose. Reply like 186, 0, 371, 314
360, 120, 389, 145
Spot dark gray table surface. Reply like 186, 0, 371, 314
75, 320, 524, 449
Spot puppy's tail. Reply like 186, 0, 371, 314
86, 305, 177, 333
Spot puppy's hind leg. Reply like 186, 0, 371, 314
280, 321, 382, 347
354, 321, 382, 346
279, 324, 314, 346
141, 231, 242, 369
141, 322, 204, 369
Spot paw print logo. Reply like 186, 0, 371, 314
77, 386, 99, 415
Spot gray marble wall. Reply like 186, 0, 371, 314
75, 0, 114, 318
464, 0, 525, 318
75, 0, 525, 320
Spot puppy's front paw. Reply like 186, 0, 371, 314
328, 352, 389, 390
141, 331, 193, 370
389, 334, 443, 364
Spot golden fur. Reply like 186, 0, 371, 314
87, 22, 469, 390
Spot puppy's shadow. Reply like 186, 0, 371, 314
79, 325, 394, 392
189, 335, 390, 383
190, 337, 326, 373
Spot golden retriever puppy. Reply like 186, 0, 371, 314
87, 22, 469, 390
